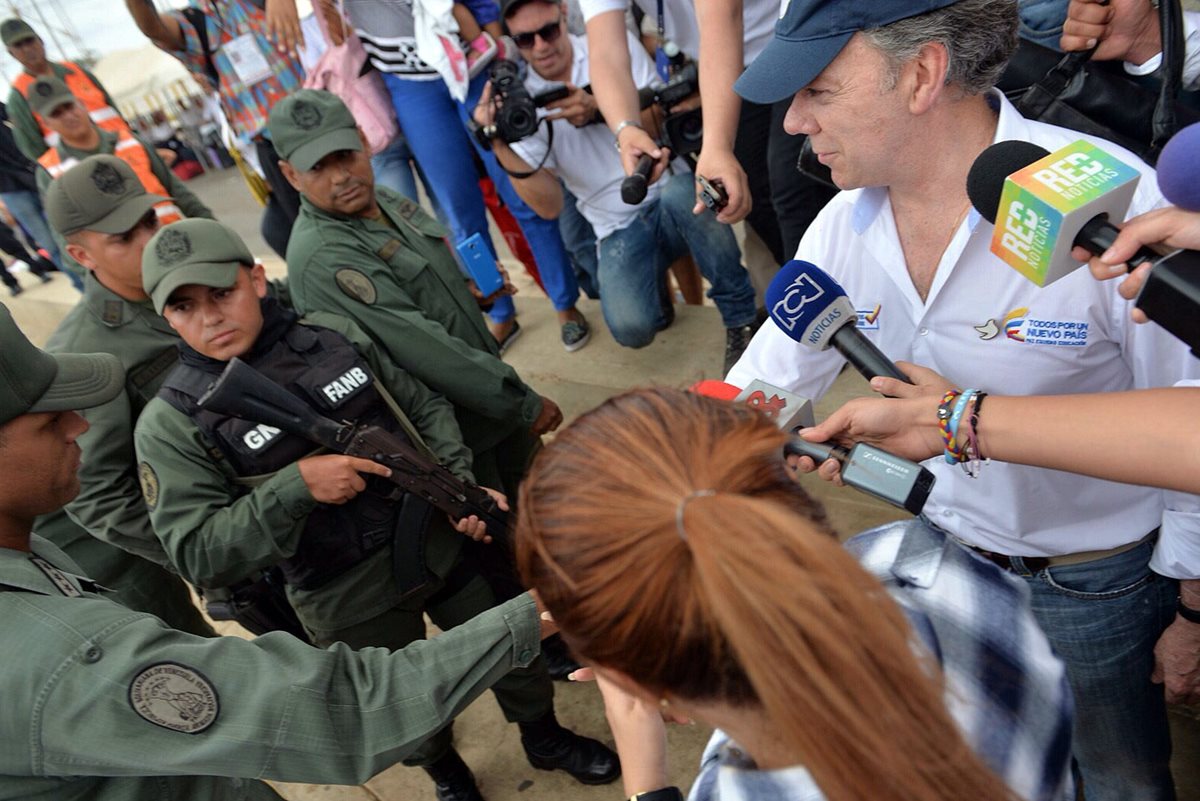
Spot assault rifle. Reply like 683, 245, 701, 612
196, 357, 509, 535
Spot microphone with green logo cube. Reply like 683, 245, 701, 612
968, 139, 1154, 286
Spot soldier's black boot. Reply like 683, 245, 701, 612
519, 712, 621, 785
422, 749, 484, 801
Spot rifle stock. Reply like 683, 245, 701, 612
197, 358, 509, 535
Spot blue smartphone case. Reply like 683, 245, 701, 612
456, 233, 504, 296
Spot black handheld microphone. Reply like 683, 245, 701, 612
620, 154, 655, 204
764, 260, 911, 385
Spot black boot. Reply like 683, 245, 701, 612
540, 633, 582, 681
422, 749, 485, 801
519, 713, 620, 785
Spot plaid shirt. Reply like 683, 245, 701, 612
167, 0, 305, 139
689, 519, 1074, 801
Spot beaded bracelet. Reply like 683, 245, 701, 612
937, 390, 961, 459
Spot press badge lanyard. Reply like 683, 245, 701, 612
654, 0, 670, 82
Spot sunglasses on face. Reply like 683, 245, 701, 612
511, 18, 563, 49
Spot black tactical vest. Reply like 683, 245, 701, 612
160, 324, 413, 591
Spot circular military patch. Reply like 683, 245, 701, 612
335, 268, 377, 305
291, 100, 322, 130
90, 161, 126, 195
138, 462, 159, 509
128, 662, 219, 734
154, 228, 191, 266
34, 81, 52, 97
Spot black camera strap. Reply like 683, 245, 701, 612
496, 119, 555, 179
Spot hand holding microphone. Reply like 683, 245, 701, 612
969, 136, 1200, 356
690, 377, 936, 515
620, 154, 656, 204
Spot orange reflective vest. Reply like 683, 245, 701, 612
39, 131, 183, 225
15, 61, 129, 148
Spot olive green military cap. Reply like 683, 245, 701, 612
0, 303, 123, 425
27, 74, 76, 118
268, 89, 361, 171
45, 155, 167, 237
143, 218, 254, 314
0, 18, 37, 47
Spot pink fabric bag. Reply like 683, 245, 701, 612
303, 3, 399, 154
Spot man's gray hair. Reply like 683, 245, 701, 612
863, 0, 1019, 95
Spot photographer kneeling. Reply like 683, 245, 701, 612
473, 0, 756, 370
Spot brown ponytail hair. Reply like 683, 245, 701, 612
516, 388, 1017, 801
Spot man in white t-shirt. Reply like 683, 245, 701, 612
473, 0, 757, 369
729, 1, 1200, 799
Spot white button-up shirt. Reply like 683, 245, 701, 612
728, 92, 1200, 577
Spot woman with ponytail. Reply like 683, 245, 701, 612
516, 387, 1073, 801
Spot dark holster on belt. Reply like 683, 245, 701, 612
394, 494, 436, 601
204, 568, 312, 642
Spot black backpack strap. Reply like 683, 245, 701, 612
182, 6, 221, 88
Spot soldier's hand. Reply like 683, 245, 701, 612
451, 487, 509, 543
298, 455, 392, 504
531, 396, 564, 435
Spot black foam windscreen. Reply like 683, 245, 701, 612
966, 140, 1051, 223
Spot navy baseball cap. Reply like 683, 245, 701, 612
735, 0, 959, 104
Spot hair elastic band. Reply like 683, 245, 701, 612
675, 490, 716, 541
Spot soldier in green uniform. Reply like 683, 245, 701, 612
29, 75, 213, 281
271, 89, 561, 502
34, 154, 211, 635
133, 218, 619, 801
0, 302, 552, 799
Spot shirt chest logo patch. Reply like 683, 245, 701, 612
321, 366, 370, 405
976, 306, 1090, 346
856, 304, 881, 330
128, 662, 220, 734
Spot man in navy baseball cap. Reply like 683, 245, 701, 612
727, 3, 1197, 800
735, 0, 959, 104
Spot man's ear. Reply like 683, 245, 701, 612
906, 41, 950, 115
358, 126, 370, 151
249, 262, 269, 299
279, 159, 302, 192
65, 241, 96, 272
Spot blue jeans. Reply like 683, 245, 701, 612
558, 183, 599, 299
1009, 537, 1177, 800
1019, 0, 1070, 50
0, 189, 81, 291
596, 172, 755, 347
382, 72, 579, 323
370, 135, 448, 229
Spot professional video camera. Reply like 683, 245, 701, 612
655, 62, 702, 157
473, 59, 571, 148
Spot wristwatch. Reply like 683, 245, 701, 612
1177, 596, 1200, 624
613, 119, 643, 151
630, 788, 684, 801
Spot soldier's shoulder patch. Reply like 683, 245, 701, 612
334, 267, 377, 305
138, 462, 159, 510
128, 662, 219, 734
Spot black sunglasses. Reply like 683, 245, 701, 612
511, 17, 563, 49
